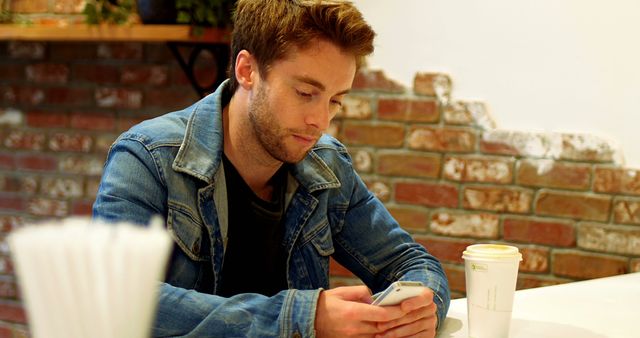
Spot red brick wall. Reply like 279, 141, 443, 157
1, 40, 640, 335
328, 70, 640, 297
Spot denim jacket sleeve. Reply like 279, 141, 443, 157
324, 148, 451, 328
93, 137, 321, 338
154, 283, 320, 337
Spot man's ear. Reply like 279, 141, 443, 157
235, 50, 258, 90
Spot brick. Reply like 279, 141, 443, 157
395, 182, 458, 208
560, 133, 617, 163
348, 148, 373, 173
413, 73, 451, 100
430, 211, 499, 238
0, 215, 25, 233
414, 236, 474, 264
340, 122, 405, 147
0, 64, 25, 82
408, 126, 476, 153
552, 251, 627, 279
631, 259, 640, 273
97, 43, 143, 60
10, 0, 47, 13
50, 43, 97, 60
387, 205, 430, 233
0, 153, 16, 170
377, 98, 439, 123
578, 223, 640, 256
0, 108, 23, 127
362, 178, 391, 202
7, 41, 45, 59
86, 178, 101, 198
27, 198, 68, 217
71, 199, 95, 216
0, 325, 10, 338
26, 63, 69, 84
463, 186, 532, 213
516, 274, 571, 291
352, 69, 405, 93
443, 264, 466, 293
94, 134, 118, 154
143, 87, 201, 111
480, 130, 553, 157
145, 43, 174, 62
0, 194, 25, 212
326, 121, 340, 139
0, 174, 38, 195
53, 0, 85, 13
16, 154, 58, 171
329, 257, 355, 277
517, 159, 591, 190
3, 131, 45, 151
41, 177, 84, 198
613, 197, 640, 225
96, 88, 143, 109
377, 152, 440, 179
59, 156, 104, 176
49, 133, 93, 152
117, 115, 150, 132
72, 64, 120, 84
480, 131, 617, 163
518, 246, 549, 273
444, 155, 513, 184
26, 110, 69, 128
443, 101, 495, 129
0, 300, 26, 323
0, 276, 18, 299
535, 190, 611, 222
335, 95, 371, 119
70, 112, 116, 131
121, 65, 169, 86
46, 87, 94, 106
6, 86, 46, 105
503, 217, 575, 247
0, 255, 13, 275
594, 167, 640, 195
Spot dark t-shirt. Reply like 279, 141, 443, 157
217, 154, 289, 297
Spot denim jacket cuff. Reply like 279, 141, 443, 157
281, 288, 322, 338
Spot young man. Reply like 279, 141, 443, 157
93, 0, 450, 337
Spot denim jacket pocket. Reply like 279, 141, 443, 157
167, 203, 210, 262
306, 219, 335, 257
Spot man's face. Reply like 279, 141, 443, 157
247, 39, 356, 164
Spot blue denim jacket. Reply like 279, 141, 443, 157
93, 80, 450, 337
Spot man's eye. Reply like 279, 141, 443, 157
296, 90, 312, 98
331, 100, 343, 107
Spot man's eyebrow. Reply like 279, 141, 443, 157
294, 75, 351, 95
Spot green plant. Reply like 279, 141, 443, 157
83, 0, 135, 25
176, 0, 235, 34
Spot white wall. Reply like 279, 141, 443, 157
353, 0, 640, 168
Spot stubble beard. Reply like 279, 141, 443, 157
247, 84, 315, 164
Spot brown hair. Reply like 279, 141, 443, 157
228, 0, 376, 93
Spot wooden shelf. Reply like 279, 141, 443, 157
0, 24, 230, 43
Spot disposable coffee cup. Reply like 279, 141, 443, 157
462, 244, 522, 338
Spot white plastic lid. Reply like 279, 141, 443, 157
462, 244, 522, 261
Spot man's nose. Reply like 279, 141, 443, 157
304, 103, 331, 132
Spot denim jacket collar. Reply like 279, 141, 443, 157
172, 80, 341, 193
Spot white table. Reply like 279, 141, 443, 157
437, 272, 640, 338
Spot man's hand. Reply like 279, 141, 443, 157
374, 288, 438, 338
314, 285, 438, 338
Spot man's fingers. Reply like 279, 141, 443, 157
376, 302, 437, 332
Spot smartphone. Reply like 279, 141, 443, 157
371, 281, 425, 306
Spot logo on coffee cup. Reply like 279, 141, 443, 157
471, 263, 488, 272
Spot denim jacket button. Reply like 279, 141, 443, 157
292, 332, 302, 338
